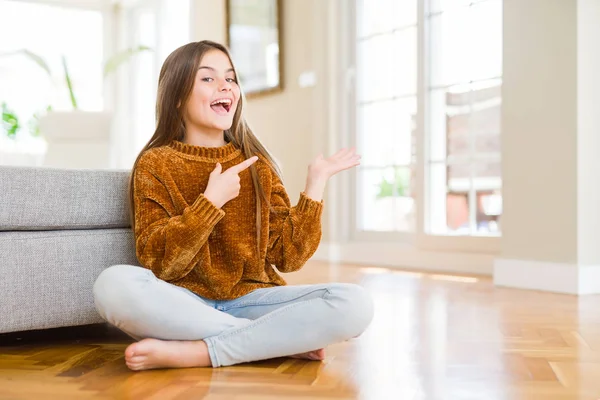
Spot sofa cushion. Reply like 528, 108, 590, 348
0, 228, 139, 333
0, 166, 131, 230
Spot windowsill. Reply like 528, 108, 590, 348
346, 229, 501, 255
427, 231, 501, 238
312, 241, 496, 275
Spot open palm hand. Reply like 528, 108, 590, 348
308, 148, 361, 181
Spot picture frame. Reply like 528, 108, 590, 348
225, 0, 283, 97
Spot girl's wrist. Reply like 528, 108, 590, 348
203, 191, 223, 208
304, 176, 327, 201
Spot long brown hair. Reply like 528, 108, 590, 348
128, 40, 282, 244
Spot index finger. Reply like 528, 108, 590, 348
229, 156, 259, 174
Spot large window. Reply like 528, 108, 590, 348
355, 0, 418, 233
0, 0, 104, 156
0, 0, 191, 168
119, 0, 191, 166
0, 1, 105, 114
427, 0, 502, 236
354, 0, 502, 237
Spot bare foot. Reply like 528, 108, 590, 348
290, 348, 325, 361
124, 338, 211, 371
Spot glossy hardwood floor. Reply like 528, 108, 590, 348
2, 261, 600, 399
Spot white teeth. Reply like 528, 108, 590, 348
211, 99, 232, 106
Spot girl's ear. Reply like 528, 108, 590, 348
177, 101, 181, 108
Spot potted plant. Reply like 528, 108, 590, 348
1, 46, 151, 168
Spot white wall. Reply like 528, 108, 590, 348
501, 0, 578, 264
496, 0, 600, 294
190, 0, 226, 43
501, 0, 600, 267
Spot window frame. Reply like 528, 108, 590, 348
349, 0, 501, 254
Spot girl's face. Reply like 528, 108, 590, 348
183, 49, 240, 135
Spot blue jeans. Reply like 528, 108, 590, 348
93, 264, 374, 367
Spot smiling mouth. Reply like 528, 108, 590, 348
210, 99, 232, 114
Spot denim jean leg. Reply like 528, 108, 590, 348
93, 264, 251, 342
204, 283, 374, 367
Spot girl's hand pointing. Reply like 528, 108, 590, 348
203, 156, 259, 208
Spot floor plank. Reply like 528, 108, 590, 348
2, 261, 600, 399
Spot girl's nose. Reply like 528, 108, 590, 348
220, 79, 232, 91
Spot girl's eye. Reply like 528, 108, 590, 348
226, 78, 237, 83
202, 77, 214, 82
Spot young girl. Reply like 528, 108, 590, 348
93, 40, 374, 370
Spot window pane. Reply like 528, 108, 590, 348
0, 2, 103, 115
131, 8, 158, 153
431, 84, 473, 163
447, 163, 470, 192
448, 162, 502, 233
473, 163, 501, 234
358, 102, 390, 167
429, 163, 448, 233
358, 167, 415, 232
428, 89, 447, 162
429, 0, 472, 14
0, 1, 103, 162
357, 35, 393, 102
447, 191, 472, 234
470, 0, 502, 82
474, 133, 500, 154
472, 161, 501, 183
432, 80, 501, 165
358, 97, 416, 167
429, 1, 502, 87
430, 161, 501, 235
430, 162, 471, 234
477, 190, 502, 233
391, 0, 417, 28
445, 85, 472, 164
468, 79, 502, 138
357, 0, 388, 37
358, 28, 416, 103
391, 28, 417, 97
357, 0, 417, 38
429, 8, 472, 87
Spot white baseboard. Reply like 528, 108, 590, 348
494, 258, 600, 294
312, 243, 600, 295
311, 242, 494, 275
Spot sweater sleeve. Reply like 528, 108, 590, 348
133, 164, 224, 281
265, 174, 323, 272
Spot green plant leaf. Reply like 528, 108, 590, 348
376, 178, 394, 199
0, 49, 52, 76
2, 102, 21, 138
103, 45, 152, 78
375, 168, 410, 198
61, 55, 78, 109
21, 49, 52, 76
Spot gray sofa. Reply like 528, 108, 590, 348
0, 165, 139, 334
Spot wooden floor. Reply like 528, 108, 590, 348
3, 262, 600, 400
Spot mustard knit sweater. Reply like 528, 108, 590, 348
133, 139, 323, 300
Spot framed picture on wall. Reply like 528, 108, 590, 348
225, 0, 283, 97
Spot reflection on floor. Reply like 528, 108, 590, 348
2, 261, 600, 399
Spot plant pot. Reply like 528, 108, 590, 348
39, 111, 113, 169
